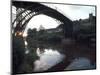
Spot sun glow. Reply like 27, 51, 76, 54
15, 31, 23, 36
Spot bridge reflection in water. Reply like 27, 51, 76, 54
23, 41, 96, 73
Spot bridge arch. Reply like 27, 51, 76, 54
12, 1, 73, 38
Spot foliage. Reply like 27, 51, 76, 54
26, 28, 63, 46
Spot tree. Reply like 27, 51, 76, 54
27, 28, 37, 38
26, 28, 37, 48
39, 25, 45, 31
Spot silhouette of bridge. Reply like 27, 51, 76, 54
12, 1, 73, 38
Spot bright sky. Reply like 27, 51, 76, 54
12, 2, 95, 36
26, 14, 61, 30
43, 3, 95, 20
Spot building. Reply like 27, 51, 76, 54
73, 13, 96, 32
79, 13, 96, 26
46, 24, 63, 33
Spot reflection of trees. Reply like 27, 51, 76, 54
38, 45, 45, 54
13, 35, 25, 74
19, 47, 39, 73
13, 35, 39, 74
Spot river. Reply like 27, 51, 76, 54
21, 41, 96, 73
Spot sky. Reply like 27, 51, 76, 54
12, 2, 96, 36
